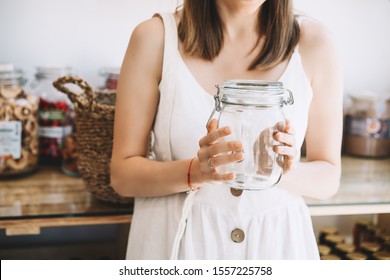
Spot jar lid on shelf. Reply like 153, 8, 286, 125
35, 66, 74, 79
99, 67, 120, 78
320, 254, 341, 260
318, 245, 331, 256
319, 226, 339, 235
335, 243, 356, 253
348, 91, 390, 102
355, 219, 371, 227
325, 234, 345, 244
360, 242, 381, 252
377, 233, 390, 242
373, 252, 390, 260
346, 252, 368, 260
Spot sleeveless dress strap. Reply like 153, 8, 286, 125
154, 12, 198, 260
152, 13, 179, 162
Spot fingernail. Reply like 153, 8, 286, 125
224, 127, 231, 133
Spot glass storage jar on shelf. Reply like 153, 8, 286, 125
99, 67, 120, 90
343, 92, 390, 158
31, 67, 78, 175
0, 64, 39, 177
209, 80, 294, 190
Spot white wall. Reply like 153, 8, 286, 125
1, 0, 390, 93
0, 0, 178, 87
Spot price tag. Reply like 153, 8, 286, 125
0, 121, 22, 159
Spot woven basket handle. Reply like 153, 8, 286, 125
53, 76, 96, 111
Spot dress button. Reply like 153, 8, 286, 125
230, 188, 243, 197
231, 228, 245, 243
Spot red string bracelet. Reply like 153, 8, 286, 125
187, 157, 200, 192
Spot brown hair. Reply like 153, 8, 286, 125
177, 0, 300, 70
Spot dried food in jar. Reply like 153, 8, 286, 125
32, 66, 74, 165
0, 79, 39, 176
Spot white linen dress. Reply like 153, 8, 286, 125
125, 13, 320, 260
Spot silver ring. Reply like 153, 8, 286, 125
207, 157, 214, 169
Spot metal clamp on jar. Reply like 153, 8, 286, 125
207, 80, 294, 190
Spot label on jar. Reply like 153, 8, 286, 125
38, 125, 73, 138
345, 115, 390, 138
38, 110, 65, 121
0, 121, 22, 159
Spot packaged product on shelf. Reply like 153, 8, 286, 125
360, 242, 382, 260
343, 92, 390, 158
0, 64, 39, 177
320, 254, 340, 260
99, 67, 120, 90
324, 234, 345, 252
373, 251, 390, 260
318, 245, 331, 257
346, 252, 368, 260
31, 66, 75, 167
353, 219, 371, 249
318, 226, 339, 245
334, 243, 356, 260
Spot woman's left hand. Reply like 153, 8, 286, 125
273, 119, 297, 173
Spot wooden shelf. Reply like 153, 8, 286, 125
0, 166, 132, 236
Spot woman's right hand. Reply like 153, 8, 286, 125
195, 119, 244, 183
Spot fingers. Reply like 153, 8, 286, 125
199, 125, 231, 147
207, 118, 218, 133
274, 132, 295, 147
273, 145, 296, 158
273, 119, 296, 174
197, 118, 243, 182
207, 150, 244, 168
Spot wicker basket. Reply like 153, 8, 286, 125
53, 76, 133, 205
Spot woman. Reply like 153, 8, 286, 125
111, 0, 343, 259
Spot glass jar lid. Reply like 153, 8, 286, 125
99, 67, 120, 79
216, 80, 294, 108
319, 226, 339, 235
0, 64, 26, 87
35, 66, 74, 79
360, 242, 381, 252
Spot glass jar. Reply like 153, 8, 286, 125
31, 66, 75, 166
344, 92, 390, 158
210, 80, 294, 190
353, 219, 371, 249
0, 64, 39, 177
99, 67, 120, 90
